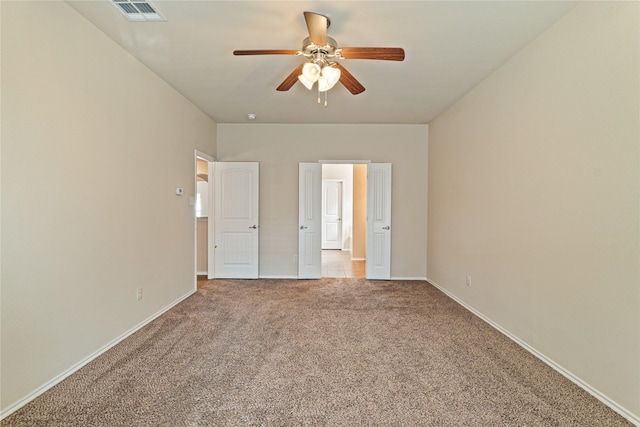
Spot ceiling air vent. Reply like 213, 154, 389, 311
111, 0, 166, 22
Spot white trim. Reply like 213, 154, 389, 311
351, 257, 365, 261
259, 275, 299, 279
195, 150, 215, 162
426, 277, 640, 426
318, 160, 371, 164
0, 289, 196, 421
196, 271, 208, 276
390, 276, 428, 281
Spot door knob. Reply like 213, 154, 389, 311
249, 225, 258, 229
382, 226, 390, 230
300, 225, 308, 230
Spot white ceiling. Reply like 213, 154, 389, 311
66, 1, 577, 124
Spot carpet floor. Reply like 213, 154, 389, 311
1, 278, 632, 426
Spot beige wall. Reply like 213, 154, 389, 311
1, 1, 216, 415
352, 164, 367, 260
427, 1, 639, 421
217, 124, 428, 279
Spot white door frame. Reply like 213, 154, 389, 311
194, 150, 214, 288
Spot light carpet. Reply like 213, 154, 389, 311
1, 279, 631, 426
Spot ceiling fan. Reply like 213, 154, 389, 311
233, 11, 405, 104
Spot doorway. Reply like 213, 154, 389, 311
321, 163, 366, 278
322, 249, 365, 278
298, 161, 391, 280
194, 151, 214, 289
321, 180, 343, 250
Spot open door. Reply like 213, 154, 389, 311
212, 162, 259, 279
207, 161, 214, 279
298, 162, 322, 278
366, 163, 392, 280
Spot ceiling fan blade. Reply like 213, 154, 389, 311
276, 64, 305, 91
233, 49, 298, 56
304, 11, 328, 46
339, 47, 405, 61
335, 63, 365, 95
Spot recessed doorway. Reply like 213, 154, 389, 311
298, 161, 391, 280
194, 150, 214, 289
320, 163, 367, 278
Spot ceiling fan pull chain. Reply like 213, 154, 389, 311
324, 91, 328, 107
317, 86, 321, 104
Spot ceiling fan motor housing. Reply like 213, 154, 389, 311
301, 36, 338, 58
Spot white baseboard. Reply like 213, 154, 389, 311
0, 289, 196, 421
351, 257, 365, 261
426, 277, 639, 426
259, 275, 299, 279
390, 276, 428, 281
196, 271, 208, 276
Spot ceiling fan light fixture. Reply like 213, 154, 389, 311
298, 74, 315, 90
317, 75, 330, 92
318, 65, 340, 92
301, 62, 321, 83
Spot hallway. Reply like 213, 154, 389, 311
322, 250, 365, 278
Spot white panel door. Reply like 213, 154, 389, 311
207, 161, 215, 279
322, 180, 343, 250
366, 163, 392, 280
298, 163, 322, 279
213, 162, 259, 279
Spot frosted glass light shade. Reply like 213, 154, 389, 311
298, 62, 322, 90
318, 66, 341, 92
298, 74, 315, 90
301, 62, 321, 82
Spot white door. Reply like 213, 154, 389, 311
322, 180, 342, 250
366, 163, 392, 280
207, 161, 215, 279
213, 162, 259, 279
298, 163, 322, 278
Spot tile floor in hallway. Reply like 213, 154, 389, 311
322, 250, 366, 278
197, 251, 365, 283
